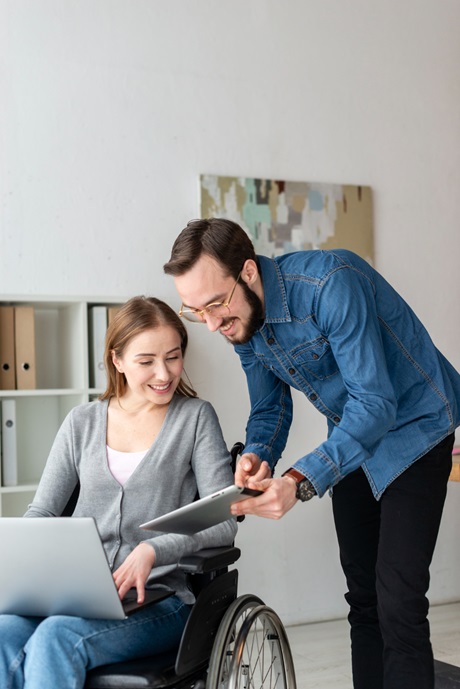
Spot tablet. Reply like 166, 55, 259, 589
139, 485, 262, 535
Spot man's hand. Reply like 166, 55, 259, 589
113, 542, 156, 603
230, 475, 298, 520
234, 452, 271, 488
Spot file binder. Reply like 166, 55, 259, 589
107, 306, 120, 325
1, 400, 18, 487
0, 306, 16, 389
0, 402, 2, 486
89, 306, 108, 389
14, 306, 36, 390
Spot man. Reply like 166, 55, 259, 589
164, 217, 460, 689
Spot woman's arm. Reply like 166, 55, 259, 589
24, 411, 80, 517
144, 401, 238, 568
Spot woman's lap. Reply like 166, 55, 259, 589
0, 594, 190, 689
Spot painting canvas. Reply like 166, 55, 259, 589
200, 174, 374, 263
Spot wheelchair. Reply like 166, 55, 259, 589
79, 443, 298, 689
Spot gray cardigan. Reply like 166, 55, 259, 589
25, 395, 238, 603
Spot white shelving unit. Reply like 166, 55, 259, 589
0, 296, 123, 516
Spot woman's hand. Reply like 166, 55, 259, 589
113, 542, 156, 603
234, 452, 271, 488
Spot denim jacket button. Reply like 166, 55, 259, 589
333, 416, 340, 423
310, 393, 317, 401
312, 353, 319, 360
288, 367, 295, 375
267, 337, 275, 345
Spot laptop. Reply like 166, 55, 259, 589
140, 485, 262, 535
0, 517, 173, 620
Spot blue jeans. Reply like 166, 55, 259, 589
332, 433, 454, 689
0, 594, 190, 689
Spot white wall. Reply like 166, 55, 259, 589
1, 0, 460, 625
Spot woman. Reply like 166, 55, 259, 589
0, 296, 237, 689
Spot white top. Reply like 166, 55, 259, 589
106, 446, 148, 486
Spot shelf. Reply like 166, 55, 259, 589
1, 484, 40, 493
0, 489, 37, 517
0, 388, 87, 397
0, 295, 124, 516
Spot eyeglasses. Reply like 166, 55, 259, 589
179, 272, 241, 323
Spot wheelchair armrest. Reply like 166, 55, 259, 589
178, 546, 241, 573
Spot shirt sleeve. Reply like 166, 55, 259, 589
234, 343, 293, 471
292, 264, 398, 495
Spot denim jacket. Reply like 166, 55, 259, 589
234, 250, 460, 499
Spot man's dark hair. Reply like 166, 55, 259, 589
163, 218, 257, 279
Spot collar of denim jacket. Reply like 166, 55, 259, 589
257, 255, 292, 323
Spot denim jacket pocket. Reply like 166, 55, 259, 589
291, 338, 339, 380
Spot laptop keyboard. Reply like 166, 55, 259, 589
121, 588, 175, 616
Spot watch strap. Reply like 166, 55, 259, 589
282, 468, 306, 483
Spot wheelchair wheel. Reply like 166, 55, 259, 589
227, 605, 297, 689
206, 593, 264, 688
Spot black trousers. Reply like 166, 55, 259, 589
332, 433, 454, 689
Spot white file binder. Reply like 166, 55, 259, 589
1, 400, 18, 486
89, 306, 107, 389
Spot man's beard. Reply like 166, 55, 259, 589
222, 283, 264, 345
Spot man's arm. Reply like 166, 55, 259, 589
234, 342, 293, 471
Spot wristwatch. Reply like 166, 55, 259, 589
282, 468, 317, 502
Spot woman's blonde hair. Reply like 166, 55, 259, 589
99, 296, 197, 401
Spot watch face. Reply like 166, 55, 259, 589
296, 479, 316, 502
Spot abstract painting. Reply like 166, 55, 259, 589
200, 174, 374, 262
